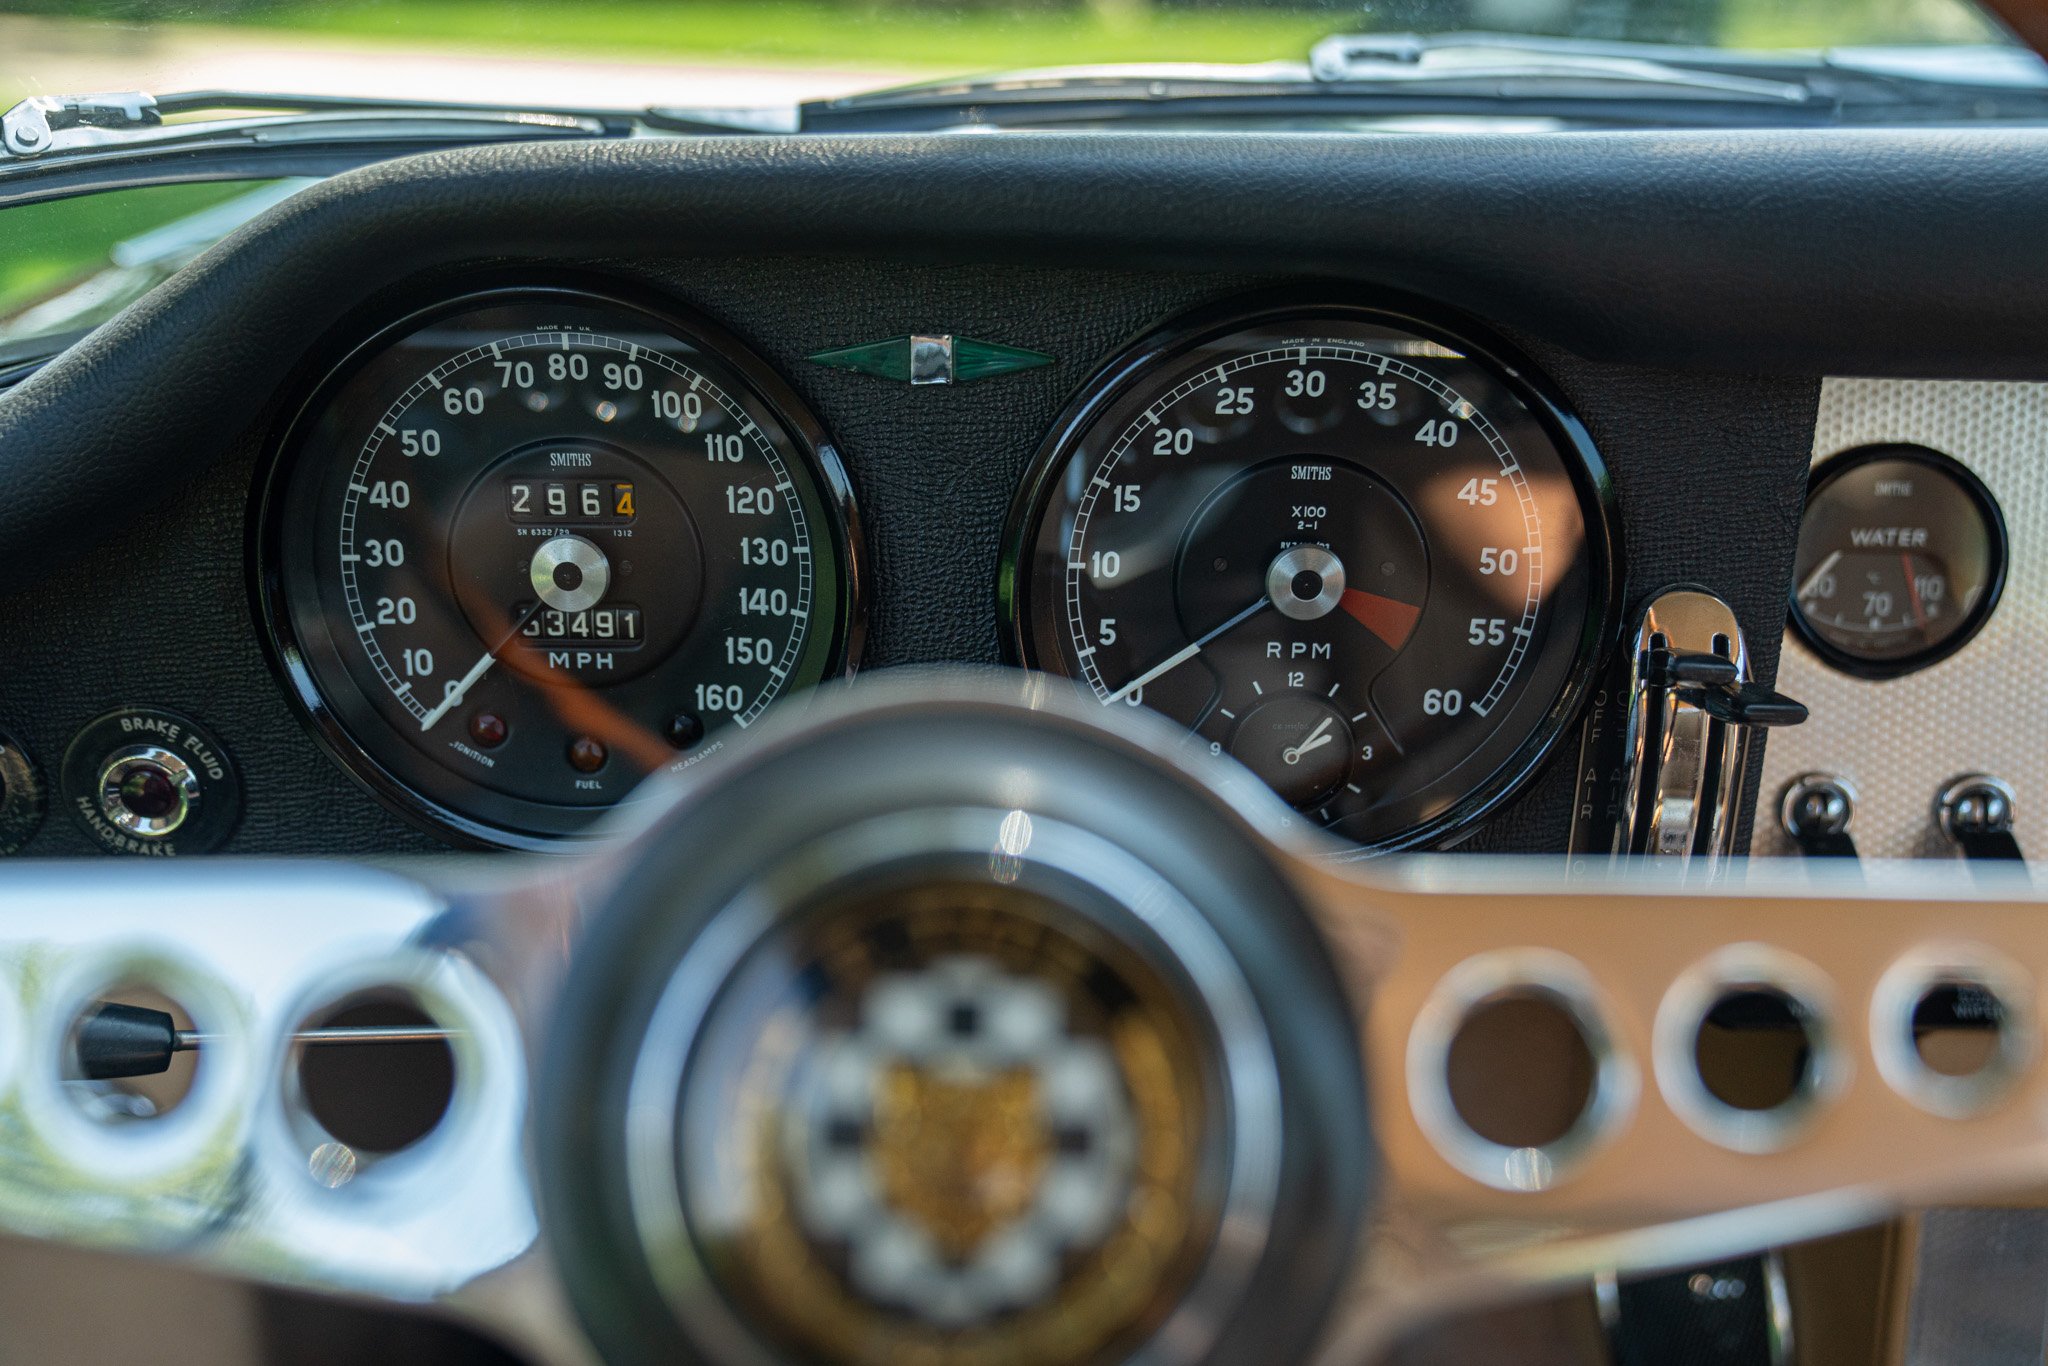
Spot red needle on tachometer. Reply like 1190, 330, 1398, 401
1338, 588, 1422, 651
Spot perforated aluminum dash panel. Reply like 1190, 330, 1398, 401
1754, 378, 2048, 860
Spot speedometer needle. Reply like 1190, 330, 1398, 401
1102, 595, 1271, 705
419, 650, 503, 733
419, 599, 549, 733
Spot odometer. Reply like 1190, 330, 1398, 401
1005, 298, 1615, 853
259, 285, 862, 847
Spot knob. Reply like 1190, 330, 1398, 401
0, 728, 45, 855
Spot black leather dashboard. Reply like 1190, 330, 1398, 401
7, 127, 2032, 855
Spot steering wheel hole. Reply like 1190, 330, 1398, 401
34, 946, 257, 1183
1445, 991, 1597, 1150
289, 989, 457, 1174
1871, 948, 2037, 1119
1408, 948, 1639, 1194
1692, 987, 1818, 1115
1655, 946, 1844, 1154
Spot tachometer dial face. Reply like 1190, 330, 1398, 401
1789, 444, 2006, 678
1005, 300, 1614, 853
259, 286, 862, 847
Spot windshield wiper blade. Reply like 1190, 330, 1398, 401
804, 32, 2048, 131
802, 35, 1816, 130
1306, 32, 1811, 101
1, 89, 760, 163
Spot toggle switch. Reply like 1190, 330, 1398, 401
1780, 773, 1858, 859
1936, 774, 2023, 865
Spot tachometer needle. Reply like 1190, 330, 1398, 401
419, 600, 548, 733
1102, 595, 1271, 705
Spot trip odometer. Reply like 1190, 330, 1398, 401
260, 285, 861, 847
1005, 298, 1614, 853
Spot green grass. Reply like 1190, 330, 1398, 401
0, 180, 265, 318
1723, 0, 1995, 47
0, 0, 2007, 99
196, 0, 1348, 72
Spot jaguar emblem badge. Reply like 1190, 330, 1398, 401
675, 888, 1216, 1366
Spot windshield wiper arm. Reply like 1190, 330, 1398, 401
1, 89, 762, 163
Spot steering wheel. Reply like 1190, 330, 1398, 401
0, 671, 2037, 1365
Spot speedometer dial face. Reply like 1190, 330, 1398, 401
260, 286, 861, 847
1006, 299, 1614, 853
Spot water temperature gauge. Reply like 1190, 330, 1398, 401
1789, 444, 2007, 678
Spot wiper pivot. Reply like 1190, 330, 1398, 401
2, 92, 162, 157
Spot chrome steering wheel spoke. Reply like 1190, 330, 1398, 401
1298, 856, 2048, 1361
0, 857, 587, 1360
1, 679, 2044, 1366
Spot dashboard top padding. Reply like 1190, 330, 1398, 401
0, 129, 2044, 564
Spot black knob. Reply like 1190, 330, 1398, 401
1645, 647, 1808, 728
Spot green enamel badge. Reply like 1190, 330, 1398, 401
807, 334, 1052, 386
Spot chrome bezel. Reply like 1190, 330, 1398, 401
997, 288, 1622, 859
252, 275, 868, 851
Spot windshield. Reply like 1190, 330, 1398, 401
0, 0, 2029, 362
0, 0, 2013, 113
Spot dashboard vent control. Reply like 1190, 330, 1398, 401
1604, 588, 1808, 863
60, 708, 241, 855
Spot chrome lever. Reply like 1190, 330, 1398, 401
1610, 588, 1806, 864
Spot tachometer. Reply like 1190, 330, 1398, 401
258, 284, 862, 847
1003, 297, 1615, 853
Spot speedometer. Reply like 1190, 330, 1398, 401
258, 284, 862, 847
1003, 297, 1615, 853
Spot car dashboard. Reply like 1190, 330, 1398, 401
2, 128, 2048, 1366
0, 133, 1859, 860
